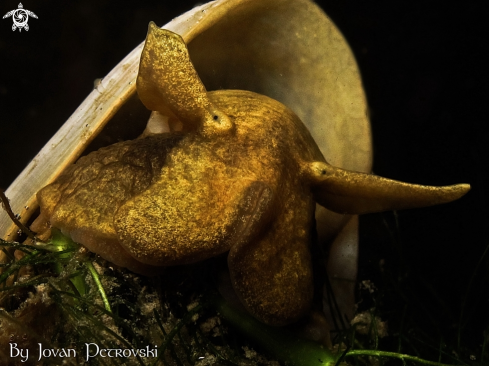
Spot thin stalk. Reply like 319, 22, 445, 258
152, 304, 204, 366
458, 239, 489, 350
85, 261, 112, 313
0, 189, 36, 240
0, 273, 51, 291
0, 250, 40, 285
345, 350, 464, 366
482, 328, 488, 363
210, 294, 337, 366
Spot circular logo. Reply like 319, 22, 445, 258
12, 9, 29, 29
3, 3, 38, 32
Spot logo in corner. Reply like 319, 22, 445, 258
3, 3, 38, 32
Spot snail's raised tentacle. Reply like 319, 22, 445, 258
137, 23, 233, 133
305, 161, 470, 215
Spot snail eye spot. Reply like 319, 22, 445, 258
321, 170, 326, 175
213, 115, 218, 121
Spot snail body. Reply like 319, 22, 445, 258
35, 25, 470, 326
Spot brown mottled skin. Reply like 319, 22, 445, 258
36, 24, 469, 326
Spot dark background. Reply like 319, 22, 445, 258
1, 0, 487, 356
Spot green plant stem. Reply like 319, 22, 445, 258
0, 250, 40, 285
152, 303, 204, 366
211, 294, 468, 366
85, 261, 112, 313
344, 350, 464, 366
210, 295, 337, 366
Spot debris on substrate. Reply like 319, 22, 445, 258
0, 239, 281, 366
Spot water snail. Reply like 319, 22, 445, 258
33, 23, 470, 326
